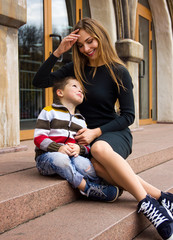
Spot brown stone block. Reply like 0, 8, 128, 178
0, 0, 26, 28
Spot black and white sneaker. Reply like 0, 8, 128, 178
138, 195, 173, 240
158, 192, 173, 215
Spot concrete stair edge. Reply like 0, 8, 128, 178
0, 180, 79, 233
128, 146, 173, 173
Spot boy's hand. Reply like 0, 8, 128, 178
58, 145, 73, 156
67, 143, 80, 157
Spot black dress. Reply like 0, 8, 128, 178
33, 54, 135, 159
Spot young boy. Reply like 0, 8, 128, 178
34, 76, 120, 202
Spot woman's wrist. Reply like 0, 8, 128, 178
94, 128, 102, 138
53, 48, 62, 58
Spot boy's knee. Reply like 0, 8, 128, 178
52, 153, 70, 168
73, 156, 91, 171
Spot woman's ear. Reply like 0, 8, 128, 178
56, 89, 64, 98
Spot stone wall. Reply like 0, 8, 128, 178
0, 0, 26, 148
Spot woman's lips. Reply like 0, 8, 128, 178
87, 49, 95, 57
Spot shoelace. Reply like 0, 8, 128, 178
162, 199, 173, 214
139, 201, 169, 228
87, 186, 107, 198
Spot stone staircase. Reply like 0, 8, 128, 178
0, 124, 173, 240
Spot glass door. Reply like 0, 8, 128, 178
44, 0, 91, 106
136, 3, 153, 125
19, 0, 44, 139
19, 0, 90, 140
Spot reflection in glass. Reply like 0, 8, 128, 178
52, 0, 76, 70
139, 16, 149, 119
82, 0, 91, 18
51, 0, 91, 71
18, 0, 44, 130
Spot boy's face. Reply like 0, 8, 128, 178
58, 79, 84, 105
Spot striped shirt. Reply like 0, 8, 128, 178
34, 103, 90, 158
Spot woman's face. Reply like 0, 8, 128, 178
77, 29, 101, 66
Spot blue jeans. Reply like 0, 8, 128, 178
36, 152, 100, 188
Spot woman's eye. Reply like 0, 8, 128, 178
87, 39, 93, 44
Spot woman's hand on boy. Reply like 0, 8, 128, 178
75, 128, 102, 145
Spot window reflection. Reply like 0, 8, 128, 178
52, 0, 76, 70
18, 0, 44, 130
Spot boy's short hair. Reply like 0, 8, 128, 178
53, 76, 76, 103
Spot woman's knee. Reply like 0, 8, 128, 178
91, 141, 110, 158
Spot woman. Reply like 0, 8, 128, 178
33, 18, 173, 239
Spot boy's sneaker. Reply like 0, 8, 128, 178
158, 192, 173, 215
138, 194, 173, 240
81, 181, 120, 202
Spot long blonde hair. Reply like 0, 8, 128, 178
72, 18, 126, 92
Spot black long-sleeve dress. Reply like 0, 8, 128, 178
33, 54, 135, 159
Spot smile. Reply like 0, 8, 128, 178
87, 50, 95, 57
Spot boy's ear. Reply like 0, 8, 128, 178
56, 89, 63, 98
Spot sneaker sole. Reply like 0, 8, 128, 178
167, 234, 173, 240
107, 186, 120, 203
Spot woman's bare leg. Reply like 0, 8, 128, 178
137, 176, 161, 199
91, 157, 161, 199
91, 158, 116, 185
91, 140, 161, 202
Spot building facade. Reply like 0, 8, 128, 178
0, 0, 173, 148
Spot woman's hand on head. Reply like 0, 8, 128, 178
53, 29, 80, 57
75, 128, 102, 145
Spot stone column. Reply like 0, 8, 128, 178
0, 0, 26, 148
116, 39, 143, 129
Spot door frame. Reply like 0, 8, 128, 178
44, 0, 83, 107
20, 0, 83, 140
136, 3, 154, 125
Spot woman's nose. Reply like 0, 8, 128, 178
84, 44, 90, 52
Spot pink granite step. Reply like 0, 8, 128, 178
1, 160, 173, 240
0, 124, 173, 235
1, 124, 173, 176
0, 168, 79, 233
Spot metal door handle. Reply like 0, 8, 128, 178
49, 34, 62, 42
139, 60, 145, 78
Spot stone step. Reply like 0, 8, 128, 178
0, 124, 173, 234
1, 160, 173, 240
1, 144, 173, 234
0, 168, 79, 233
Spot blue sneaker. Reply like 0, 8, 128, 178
138, 195, 173, 240
158, 192, 173, 215
81, 181, 120, 202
